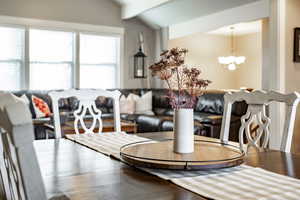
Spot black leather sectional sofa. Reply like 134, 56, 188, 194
12, 89, 247, 141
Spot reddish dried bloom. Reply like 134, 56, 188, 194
159, 70, 172, 80
149, 48, 211, 109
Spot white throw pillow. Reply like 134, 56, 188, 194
19, 94, 30, 105
11, 94, 30, 105
119, 95, 135, 114
129, 91, 154, 115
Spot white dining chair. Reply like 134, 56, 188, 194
0, 92, 47, 200
49, 89, 121, 138
220, 89, 300, 153
0, 93, 69, 200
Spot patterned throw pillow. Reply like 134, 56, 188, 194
31, 95, 51, 118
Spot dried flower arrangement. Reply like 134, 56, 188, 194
149, 47, 211, 109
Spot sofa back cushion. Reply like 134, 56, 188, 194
11, 88, 248, 119
195, 91, 224, 115
195, 90, 247, 116
151, 89, 172, 109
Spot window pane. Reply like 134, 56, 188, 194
80, 65, 115, 89
30, 63, 72, 90
80, 34, 117, 64
0, 27, 24, 60
29, 29, 74, 90
0, 62, 21, 91
30, 29, 74, 62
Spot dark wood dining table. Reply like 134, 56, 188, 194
34, 132, 300, 200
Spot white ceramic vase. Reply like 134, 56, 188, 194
173, 108, 194, 154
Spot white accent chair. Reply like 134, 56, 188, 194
49, 89, 121, 138
220, 90, 300, 153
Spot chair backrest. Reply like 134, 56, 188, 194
220, 90, 300, 153
49, 89, 121, 138
0, 93, 47, 200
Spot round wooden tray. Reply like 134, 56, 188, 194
120, 139, 245, 170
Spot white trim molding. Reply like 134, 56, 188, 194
121, 0, 172, 19
0, 15, 124, 35
169, 0, 269, 39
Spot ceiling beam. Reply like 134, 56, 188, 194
122, 0, 172, 19
169, 0, 269, 39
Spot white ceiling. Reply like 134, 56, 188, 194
113, 0, 261, 28
208, 20, 262, 36
140, 0, 261, 27
113, 0, 138, 5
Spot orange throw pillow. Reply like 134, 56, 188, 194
31, 95, 51, 118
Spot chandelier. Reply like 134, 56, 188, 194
218, 27, 246, 70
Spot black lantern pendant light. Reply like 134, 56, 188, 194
134, 33, 147, 78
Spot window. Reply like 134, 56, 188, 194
29, 29, 74, 90
80, 34, 119, 89
0, 21, 121, 91
0, 26, 24, 90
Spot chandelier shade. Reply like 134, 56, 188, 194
218, 27, 246, 70
218, 56, 246, 65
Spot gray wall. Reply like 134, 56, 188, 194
122, 18, 156, 88
0, 0, 122, 27
0, 0, 157, 88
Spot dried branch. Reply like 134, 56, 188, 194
149, 47, 211, 109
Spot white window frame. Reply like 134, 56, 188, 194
0, 15, 124, 90
78, 32, 121, 89
0, 24, 26, 90
28, 28, 76, 90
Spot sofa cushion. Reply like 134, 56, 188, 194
135, 115, 162, 132
232, 101, 248, 116
160, 120, 207, 135
120, 113, 140, 122
151, 89, 172, 109
193, 112, 240, 125
195, 92, 224, 115
153, 108, 167, 116
153, 108, 174, 116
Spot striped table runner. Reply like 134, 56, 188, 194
66, 133, 300, 200
171, 167, 300, 200
66, 132, 149, 158
141, 165, 251, 180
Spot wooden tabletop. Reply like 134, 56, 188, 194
34, 132, 300, 200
